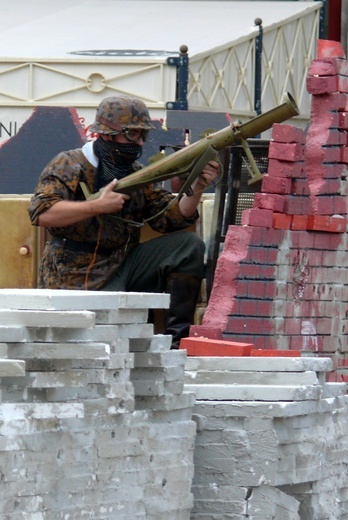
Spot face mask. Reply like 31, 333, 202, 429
93, 138, 143, 188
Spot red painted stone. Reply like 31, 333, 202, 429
180, 337, 253, 356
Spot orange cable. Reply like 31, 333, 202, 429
84, 224, 103, 290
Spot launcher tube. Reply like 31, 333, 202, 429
114, 92, 299, 194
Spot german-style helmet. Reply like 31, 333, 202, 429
90, 95, 155, 134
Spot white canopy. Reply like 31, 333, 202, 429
0, 0, 320, 60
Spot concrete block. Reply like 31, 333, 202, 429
71, 353, 134, 370
184, 369, 319, 386
8, 342, 110, 360
0, 343, 8, 357
0, 359, 25, 377
185, 384, 322, 401
149, 334, 172, 352
41, 381, 134, 402
184, 356, 333, 373
134, 350, 186, 368
132, 379, 184, 397
0, 402, 84, 423
0, 289, 169, 311
134, 391, 196, 413
132, 365, 185, 383
0, 309, 96, 328
247, 484, 300, 519
16, 323, 154, 343
94, 308, 148, 324
6, 367, 131, 388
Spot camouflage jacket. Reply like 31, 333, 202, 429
28, 142, 198, 290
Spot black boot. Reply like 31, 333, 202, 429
164, 273, 202, 349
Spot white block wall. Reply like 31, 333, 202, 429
1, 289, 348, 519
0, 289, 196, 520
186, 357, 348, 519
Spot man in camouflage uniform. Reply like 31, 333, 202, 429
29, 95, 219, 348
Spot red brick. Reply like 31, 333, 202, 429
253, 192, 285, 212
267, 159, 304, 178
312, 197, 334, 215
248, 246, 270, 264
292, 232, 316, 249
271, 123, 306, 144
247, 280, 269, 299
238, 264, 261, 278
328, 216, 347, 232
310, 178, 342, 195
326, 371, 339, 382
261, 175, 292, 195
252, 337, 269, 349
310, 94, 347, 120
340, 146, 348, 164
180, 337, 253, 356
317, 39, 346, 59
267, 249, 278, 265
308, 58, 348, 78
308, 58, 339, 76
259, 265, 276, 278
189, 326, 223, 340
316, 318, 334, 335
336, 371, 348, 383
226, 316, 268, 335
260, 228, 285, 246
291, 179, 310, 196
291, 215, 308, 230
306, 75, 338, 94
338, 75, 348, 93
235, 300, 259, 316
306, 163, 345, 179
331, 195, 348, 214
323, 146, 342, 163
273, 213, 292, 229
307, 215, 330, 231
337, 59, 348, 75
284, 318, 302, 335
241, 208, 273, 228
257, 300, 274, 316
312, 195, 347, 215
314, 232, 335, 250
322, 250, 341, 266
268, 142, 304, 162
250, 349, 301, 357
235, 280, 248, 297
326, 129, 347, 145
284, 196, 312, 215
248, 226, 264, 245
340, 180, 348, 196
309, 107, 340, 129
338, 112, 348, 130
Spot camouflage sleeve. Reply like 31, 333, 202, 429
28, 150, 85, 225
143, 184, 199, 234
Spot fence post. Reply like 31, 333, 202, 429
254, 17, 263, 118
166, 45, 189, 111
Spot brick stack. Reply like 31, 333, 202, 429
0, 289, 196, 519
185, 355, 348, 519
191, 40, 348, 376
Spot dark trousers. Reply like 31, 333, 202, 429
102, 231, 205, 293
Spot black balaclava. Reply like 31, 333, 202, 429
93, 137, 142, 189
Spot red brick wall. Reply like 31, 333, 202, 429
191, 41, 348, 381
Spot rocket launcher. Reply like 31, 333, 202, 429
80, 92, 299, 199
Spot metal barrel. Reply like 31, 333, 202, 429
115, 92, 299, 194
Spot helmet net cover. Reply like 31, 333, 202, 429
90, 95, 155, 135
